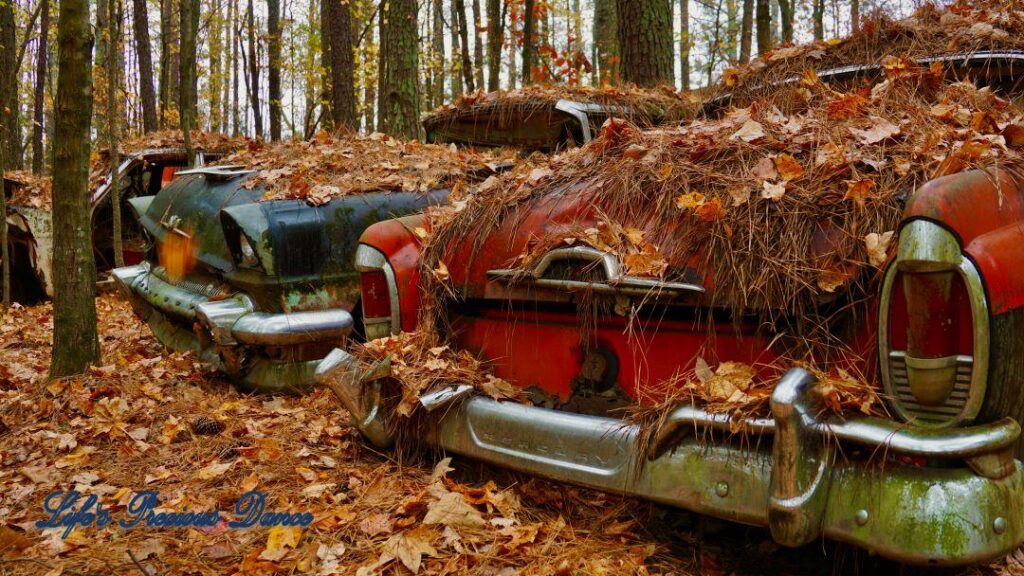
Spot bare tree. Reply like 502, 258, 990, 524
454, 0, 475, 91
471, 0, 484, 89
133, 0, 158, 132
107, 0, 124, 268
51, 0, 100, 376
180, 0, 196, 161
521, 0, 535, 85
851, 0, 859, 33
777, 0, 793, 43
268, 0, 282, 140
245, 0, 263, 137
756, 0, 771, 54
32, 0, 51, 173
485, 0, 502, 91
433, 0, 446, 100
739, 0, 753, 64
679, 0, 689, 90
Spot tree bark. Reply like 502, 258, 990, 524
520, 0, 535, 85
51, 0, 100, 377
432, 0, 446, 100
245, 0, 263, 137
471, 0, 484, 89
322, 0, 356, 130
132, 0, 158, 132
179, 0, 196, 162
679, 0, 689, 89
159, 0, 179, 126
231, 0, 240, 134
0, 0, 21, 168
616, 0, 673, 87
812, 0, 824, 41
851, 0, 859, 33
454, 0, 475, 92
755, 0, 771, 55
208, 0, 222, 132
593, 0, 617, 86
739, 0, 752, 64
485, 0, 501, 91
378, 0, 418, 139
32, 0, 51, 173
777, 0, 792, 43
107, 0, 124, 268
267, 0, 282, 140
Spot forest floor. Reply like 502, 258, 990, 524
0, 294, 1022, 576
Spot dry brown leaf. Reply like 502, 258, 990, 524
259, 526, 303, 561
760, 181, 786, 201
864, 231, 895, 267
849, 117, 900, 145
843, 179, 876, 209
773, 153, 805, 181
424, 492, 486, 529
730, 120, 766, 142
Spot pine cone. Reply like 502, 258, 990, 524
190, 416, 226, 436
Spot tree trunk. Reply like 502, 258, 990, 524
739, 0, 752, 64
851, 0, 859, 33
159, 0, 179, 126
777, 0, 792, 44
755, 0, 771, 55
679, 0, 689, 89
454, 0, 475, 92
616, 0, 673, 87
245, 0, 263, 137
471, 0, 484, 89
322, 0, 355, 130
378, 0, 418, 139
0, 126, 7, 306
180, 0, 195, 162
32, 0, 51, 173
107, 0, 124, 268
593, 0, 617, 86
812, 0, 824, 41
432, 0, 446, 100
267, 0, 282, 140
208, 0, 222, 132
485, 0, 501, 91
132, 0, 158, 132
0, 0, 21, 168
51, 0, 100, 377
223, 0, 234, 132
231, 0, 240, 134
521, 0, 535, 85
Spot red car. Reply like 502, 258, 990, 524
321, 29, 1024, 572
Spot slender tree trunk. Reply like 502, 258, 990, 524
132, 0, 158, 132
0, 130, 7, 306
776, 0, 791, 44
223, 0, 233, 132
0, 0, 21, 168
448, 0, 461, 96
322, 0, 355, 129
267, 0, 282, 140
159, 0, 179, 126
616, 0, 673, 87
207, 0, 222, 132
755, 0, 771, 54
180, 0, 196, 162
32, 0, 51, 173
432, 0, 446, 100
107, 0, 123, 267
51, 0, 100, 377
454, 0, 475, 92
485, 0, 501, 91
378, 0, 418, 139
506, 0, 516, 89
851, 0, 859, 33
679, 0, 689, 89
593, 0, 617, 86
739, 0, 752, 64
471, 0, 484, 89
232, 0, 240, 134
245, 0, 263, 137
521, 0, 535, 85
812, 0, 824, 41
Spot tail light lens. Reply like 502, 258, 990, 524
360, 270, 392, 319
879, 220, 989, 427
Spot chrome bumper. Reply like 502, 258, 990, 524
113, 263, 353, 391
318, 352, 1024, 566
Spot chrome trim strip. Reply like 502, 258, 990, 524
554, 100, 630, 143
488, 245, 705, 297
879, 219, 989, 427
354, 243, 401, 334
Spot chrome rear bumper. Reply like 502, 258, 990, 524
317, 352, 1024, 566
113, 263, 353, 391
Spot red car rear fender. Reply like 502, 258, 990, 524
904, 168, 1024, 316
359, 214, 429, 333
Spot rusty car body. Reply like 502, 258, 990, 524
3, 148, 223, 303
321, 51, 1024, 566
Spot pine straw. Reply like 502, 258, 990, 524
423, 84, 698, 135
0, 296, 689, 575
405, 60, 1024, 419
214, 132, 516, 205
3, 171, 53, 210
718, 0, 1024, 105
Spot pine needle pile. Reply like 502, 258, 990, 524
3, 171, 53, 209
215, 132, 516, 205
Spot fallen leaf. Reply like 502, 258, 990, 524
382, 527, 438, 573
751, 156, 778, 180
843, 179, 876, 209
761, 181, 786, 201
864, 231, 895, 267
359, 513, 393, 537
674, 191, 705, 210
773, 153, 805, 181
849, 117, 900, 145
196, 460, 233, 480
259, 526, 302, 562
424, 492, 485, 529
730, 120, 765, 142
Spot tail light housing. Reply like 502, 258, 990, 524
879, 220, 989, 427
355, 244, 399, 341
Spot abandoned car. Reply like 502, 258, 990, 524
422, 85, 693, 151
113, 135, 509, 392
320, 7, 1024, 568
4, 135, 234, 303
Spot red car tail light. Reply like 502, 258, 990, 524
879, 220, 989, 427
360, 270, 392, 319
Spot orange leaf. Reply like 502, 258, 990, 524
773, 154, 805, 181
843, 179, 876, 209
